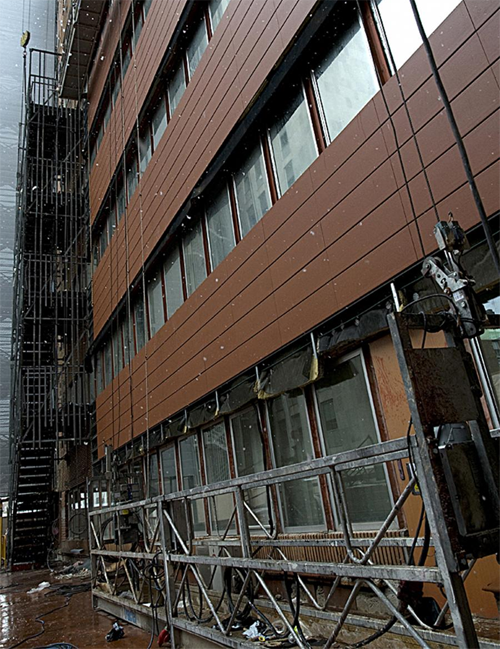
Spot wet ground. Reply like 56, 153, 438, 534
0, 569, 150, 649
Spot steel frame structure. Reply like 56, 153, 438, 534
8, 48, 91, 567
88, 313, 499, 648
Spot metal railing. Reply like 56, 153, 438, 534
88, 435, 486, 649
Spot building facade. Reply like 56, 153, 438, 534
14, 0, 500, 644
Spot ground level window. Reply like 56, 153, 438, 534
267, 391, 325, 531
231, 407, 270, 529
315, 351, 392, 528
203, 423, 235, 535
179, 435, 205, 533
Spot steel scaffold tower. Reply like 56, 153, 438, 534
8, 48, 91, 568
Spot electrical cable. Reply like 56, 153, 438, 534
407, 0, 500, 277
7, 596, 71, 649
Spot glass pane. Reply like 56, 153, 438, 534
183, 220, 206, 296
278, 478, 325, 530
161, 445, 178, 494
147, 272, 165, 336
268, 392, 325, 529
148, 454, 160, 498
122, 43, 131, 78
231, 408, 269, 528
314, 11, 378, 143
315, 355, 392, 526
134, 296, 146, 351
180, 436, 205, 533
111, 68, 121, 104
143, 0, 153, 17
103, 339, 112, 386
99, 228, 107, 258
116, 178, 126, 222
95, 351, 103, 394
103, 98, 111, 128
121, 318, 130, 366
234, 143, 271, 238
377, 0, 461, 70
203, 423, 235, 534
133, 10, 144, 49
168, 62, 186, 116
152, 97, 168, 150
107, 207, 116, 242
164, 246, 184, 319
206, 184, 235, 270
139, 126, 152, 174
269, 88, 317, 196
186, 16, 208, 79
480, 295, 500, 412
126, 153, 138, 201
112, 327, 123, 375
209, 0, 230, 32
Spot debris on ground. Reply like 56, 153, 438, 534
106, 621, 125, 642
27, 580, 51, 594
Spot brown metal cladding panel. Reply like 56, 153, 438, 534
464, 0, 499, 29
327, 192, 416, 280
478, 9, 500, 64
278, 281, 337, 348
333, 228, 418, 309
88, 0, 131, 127
94, 3, 499, 438
319, 160, 399, 250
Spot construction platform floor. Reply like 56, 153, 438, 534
0, 569, 150, 649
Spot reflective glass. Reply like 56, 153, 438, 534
152, 97, 168, 150
147, 272, 165, 336
161, 445, 178, 494
186, 16, 208, 79
209, 0, 230, 32
206, 184, 235, 270
180, 436, 205, 533
168, 62, 186, 116
203, 423, 235, 535
234, 143, 271, 237
183, 220, 206, 296
269, 88, 317, 196
163, 246, 184, 319
315, 354, 392, 526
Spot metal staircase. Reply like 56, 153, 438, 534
8, 49, 91, 569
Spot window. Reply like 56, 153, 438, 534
203, 423, 235, 535
116, 177, 126, 222
148, 454, 160, 498
133, 295, 146, 352
103, 96, 112, 129
126, 147, 139, 201
133, 8, 144, 49
103, 338, 113, 386
99, 227, 107, 259
163, 246, 184, 319
122, 40, 132, 79
179, 435, 205, 533
183, 220, 207, 296
231, 407, 269, 528
209, 0, 230, 33
269, 87, 318, 196
147, 271, 165, 336
376, 0, 461, 70
315, 352, 392, 527
234, 142, 272, 237
139, 122, 152, 175
313, 7, 379, 143
120, 316, 131, 366
106, 205, 116, 243
168, 62, 186, 116
151, 96, 168, 151
268, 391, 325, 530
186, 15, 209, 79
205, 183, 236, 270
143, 0, 153, 17
111, 66, 121, 105
95, 350, 103, 394
161, 445, 178, 494
472, 294, 500, 428
112, 325, 123, 376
